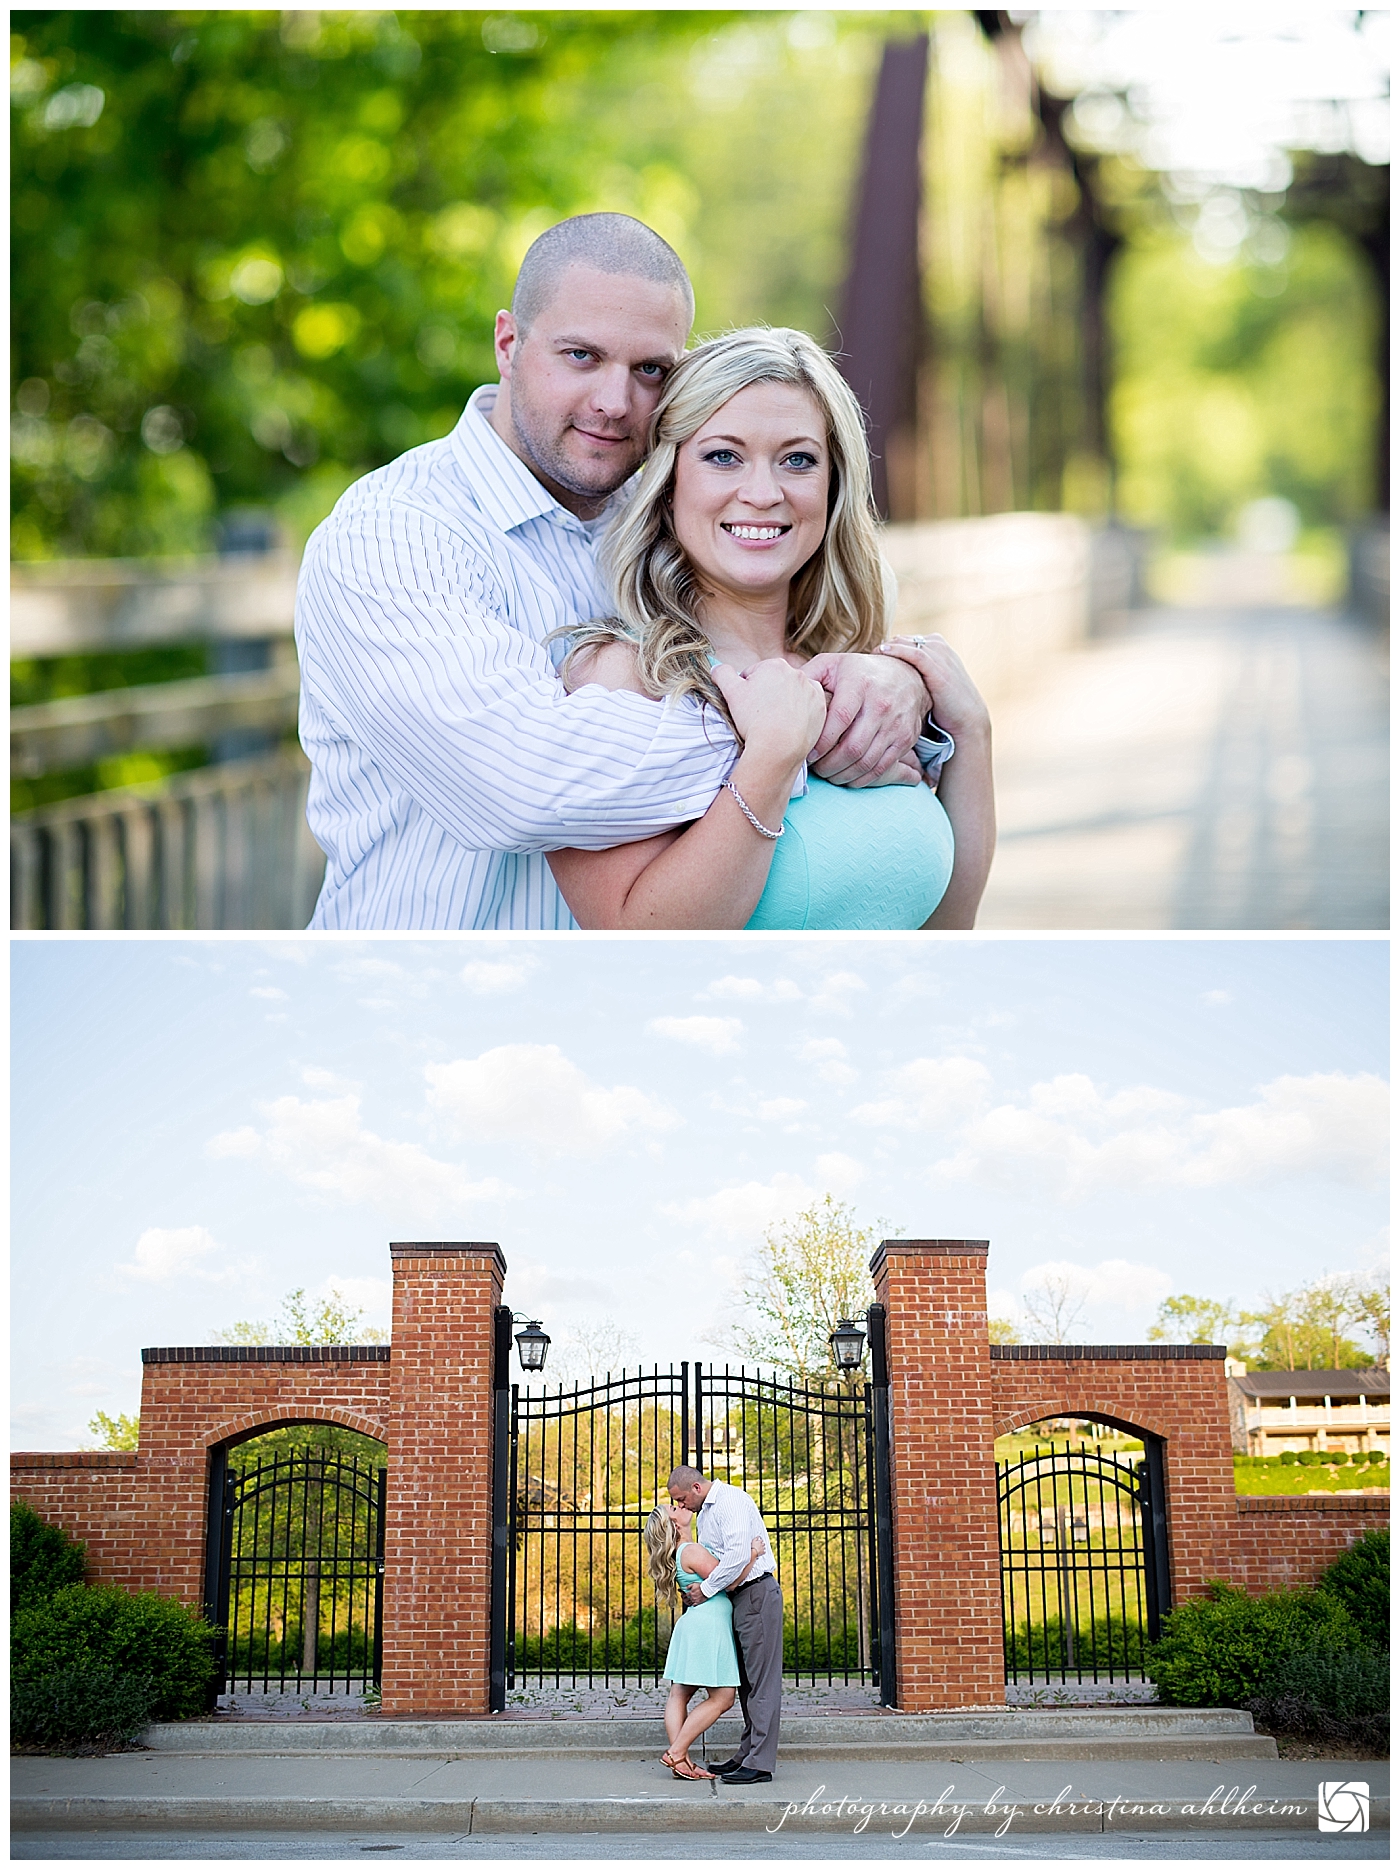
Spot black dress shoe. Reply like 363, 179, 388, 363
707, 1757, 744, 1776
721, 1767, 773, 1784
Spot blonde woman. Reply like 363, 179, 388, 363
644, 1499, 766, 1780
546, 327, 994, 930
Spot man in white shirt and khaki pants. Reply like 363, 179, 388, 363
669, 1465, 782, 1783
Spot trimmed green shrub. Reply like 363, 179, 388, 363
1296, 1451, 1319, 1467
12, 1583, 217, 1720
1145, 1581, 1361, 1707
1366, 1449, 1386, 1465
1318, 1529, 1389, 1648
1245, 1648, 1389, 1752
1280, 1451, 1298, 1465
12, 1667, 159, 1751
11, 1502, 86, 1611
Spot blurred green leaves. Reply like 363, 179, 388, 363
12, 11, 900, 560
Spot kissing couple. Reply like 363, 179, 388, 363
644, 1465, 782, 1784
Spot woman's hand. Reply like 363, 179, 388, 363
711, 658, 826, 768
879, 634, 989, 740
750, 1537, 766, 1558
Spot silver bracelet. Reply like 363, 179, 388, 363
723, 778, 785, 841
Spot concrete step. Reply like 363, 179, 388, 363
140, 1707, 1275, 1762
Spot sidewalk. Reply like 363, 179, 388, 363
12, 1713, 1388, 1840
980, 603, 1388, 928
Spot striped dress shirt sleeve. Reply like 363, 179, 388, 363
696, 1481, 776, 1597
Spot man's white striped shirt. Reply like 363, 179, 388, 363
296, 385, 739, 928
695, 1479, 776, 1598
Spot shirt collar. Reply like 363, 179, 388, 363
451, 385, 621, 537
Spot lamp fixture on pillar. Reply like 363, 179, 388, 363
513, 1317, 551, 1374
829, 1317, 868, 1372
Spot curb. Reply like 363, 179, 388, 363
11, 1794, 1390, 1836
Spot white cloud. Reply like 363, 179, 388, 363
116, 1225, 226, 1283
1202, 989, 1233, 1005
758, 1097, 807, 1121
1182, 1072, 1388, 1186
794, 1036, 857, 1086
932, 1070, 1388, 1201
207, 1094, 513, 1219
1020, 1257, 1174, 1313
250, 986, 289, 1002
425, 1044, 679, 1152
700, 975, 802, 1003
814, 1152, 866, 1192
460, 958, 535, 995
661, 1172, 815, 1241
808, 971, 867, 1017
503, 1257, 614, 1309
319, 1274, 393, 1325
648, 1015, 744, 1055
850, 1055, 994, 1129
301, 1066, 360, 1094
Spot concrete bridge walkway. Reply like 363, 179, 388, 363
979, 604, 1388, 929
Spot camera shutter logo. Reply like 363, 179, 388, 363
1318, 1782, 1369, 1833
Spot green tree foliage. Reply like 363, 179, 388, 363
213, 1284, 387, 1345
1151, 1277, 1389, 1370
727, 1196, 885, 1382
1146, 1579, 1361, 1707
1111, 218, 1381, 541
11, 1501, 87, 1611
11, 10, 902, 561
85, 1410, 140, 1450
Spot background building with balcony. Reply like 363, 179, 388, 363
1227, 1367, 1390, 1456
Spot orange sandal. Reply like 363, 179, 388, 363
670, 1757, 713, 1781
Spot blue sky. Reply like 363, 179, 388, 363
12, 934, 1387, 1449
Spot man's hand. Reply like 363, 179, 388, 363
683, 1583, 705, 1607
803, 651, 929, 787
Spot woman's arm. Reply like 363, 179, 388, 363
879, 636, 996, 929
547, 658, 826, 929
678, 1536, 765, 1588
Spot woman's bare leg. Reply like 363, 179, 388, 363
663, 1684, 692, 1760
672, 1685, 736, 1759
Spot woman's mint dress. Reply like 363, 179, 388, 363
662, 1551, 740, 1688
745, 776, 955, 930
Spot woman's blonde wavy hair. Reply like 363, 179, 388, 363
644, 1505, 683, 1601
561, 327, 892, 721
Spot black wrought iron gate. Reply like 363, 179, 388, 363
997, 1439, 1169, 1686
205, 1446, 387, 1697
489, 1307, 897, 1710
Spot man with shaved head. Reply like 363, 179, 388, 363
668, 1464, 782, 1783
296, 213, 931, 928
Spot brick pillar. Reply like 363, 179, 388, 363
870, 1238, 1003, 1711
380, 1242, 506, 1716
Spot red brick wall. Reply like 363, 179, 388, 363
11, 1353, 391, 1609
11, 1453, 147, 1590
379, 1242, 504, 1717
872, 1239, 1004, 1712
989, 1345, 1238, 1605
1223, 1496, 1389, 1593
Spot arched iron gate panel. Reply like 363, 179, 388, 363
205, 1447, 386, 1698
997, 1440, 1168, 1687
490, 1350, 895, 1710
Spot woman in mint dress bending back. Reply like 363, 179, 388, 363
644, 1499, 766, 1780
